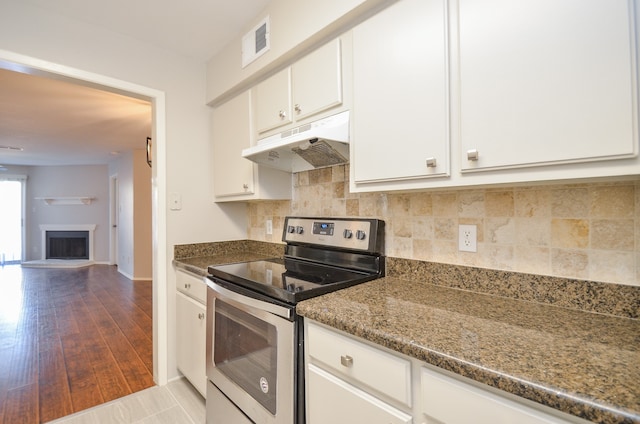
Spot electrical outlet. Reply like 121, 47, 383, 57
458, 224, 477, 252
266, 219, 273, 235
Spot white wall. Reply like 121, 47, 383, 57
0, 1, 248, 383
109, 150, 153, 280
25, 165, 110, 262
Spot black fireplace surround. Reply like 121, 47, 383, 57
46, 231, 89, 260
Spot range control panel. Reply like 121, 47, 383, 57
283, 217, 384, 253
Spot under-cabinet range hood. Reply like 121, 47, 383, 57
242, 110, 349, 173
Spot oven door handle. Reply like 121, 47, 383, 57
210, 280, 293, 320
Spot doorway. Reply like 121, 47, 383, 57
0, 178, 24, 265
0, 48, 169, 387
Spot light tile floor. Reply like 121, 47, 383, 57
47, 378, 205, 424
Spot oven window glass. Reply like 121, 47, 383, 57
214, 300, 277, 414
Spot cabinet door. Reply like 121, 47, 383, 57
254, 68, 292, 133
458, 0, 636, 172
352, 0, 449, 183
307, 364, 412, 424
176, 292, 207, 397
292, 38, 343, 121
212, 90, 255, 198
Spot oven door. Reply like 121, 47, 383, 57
206, 278, 295, 424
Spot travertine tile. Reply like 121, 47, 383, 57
551, 219, 589, 248
458, 191, 484, 217
485, 190, 514, 217
551, 249, 589, 279
591, 219, 634, 251
410, 192, 432, 216
246, 165, 639, 285
388, 236, 412, 257
331, 164, 346, 182
514, 246, 551, 274
590, 185, 634, 218
388, 193, 411, 216
412, 217, 434, 239
551, 187, 589, 217
515, 189, 551, 217
486, 217, 515, 244
515, 218, 550, 246
431, 240, 458, 263
432, 192, 457, 216
412, 239, 433, 261
590, 250, 635, 285
392, 217, 412, 238
482, 244, 514, 270
346, 198, 359, 216
434, 218, 456, 240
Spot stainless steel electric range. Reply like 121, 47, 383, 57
205, 216, 385, 424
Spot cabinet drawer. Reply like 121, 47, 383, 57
307, 322, 411, 407
421, 367, 575, 424
307, 364, 412, 424
176, 270, 206, 304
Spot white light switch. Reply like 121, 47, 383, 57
169, 192, 182, 210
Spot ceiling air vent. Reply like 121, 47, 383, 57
242, 16, 270, 68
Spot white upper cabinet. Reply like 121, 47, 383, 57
292, 38, 343, 122
458, 0, 637, 172
254, 68, 292, 134
211, 90, 291, 202
350, 0, 638, 193
351, 0, 449, 186
254, 38, 345, 136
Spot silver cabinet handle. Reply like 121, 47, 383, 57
340, 355, 353, 367
243, 183, 249, 191
426, 157, 437, 167
294, 104, 302, 113
278, 110, 287, 119
184, 283, 190, 289
467, 149, 479, 161
198, 313, 205, 320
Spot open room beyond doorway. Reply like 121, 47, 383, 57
0, 48, 170, 408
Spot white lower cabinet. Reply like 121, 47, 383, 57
305, 321, 412, 423
307, 364, 412, 424
175, 270, 207, 397
305, 320, 587, 424
421, 367, 574, 424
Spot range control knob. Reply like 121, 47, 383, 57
355, 230, 367, 241
343, 229, 353, 239
287, 225, 295, 233
295, 226, 304, 234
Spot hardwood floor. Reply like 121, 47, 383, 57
0, 264, 154, 424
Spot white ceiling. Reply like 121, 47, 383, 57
0, 0, 271, 168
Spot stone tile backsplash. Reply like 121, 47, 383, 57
248, 164, 640, 286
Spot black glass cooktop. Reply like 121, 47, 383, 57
208, 257, 379, 304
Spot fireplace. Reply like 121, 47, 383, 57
46, 231, 89, 259
40, 225, 96, 261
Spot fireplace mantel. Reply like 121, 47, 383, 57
35, 196, 95, 205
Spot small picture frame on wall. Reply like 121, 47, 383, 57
146, 137, 152, 168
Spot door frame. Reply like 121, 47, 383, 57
0, 49, 169, 386
109, 173, 119, 267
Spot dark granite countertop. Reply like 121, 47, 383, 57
172, 240, 285, 276
297, 276, 640, 424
